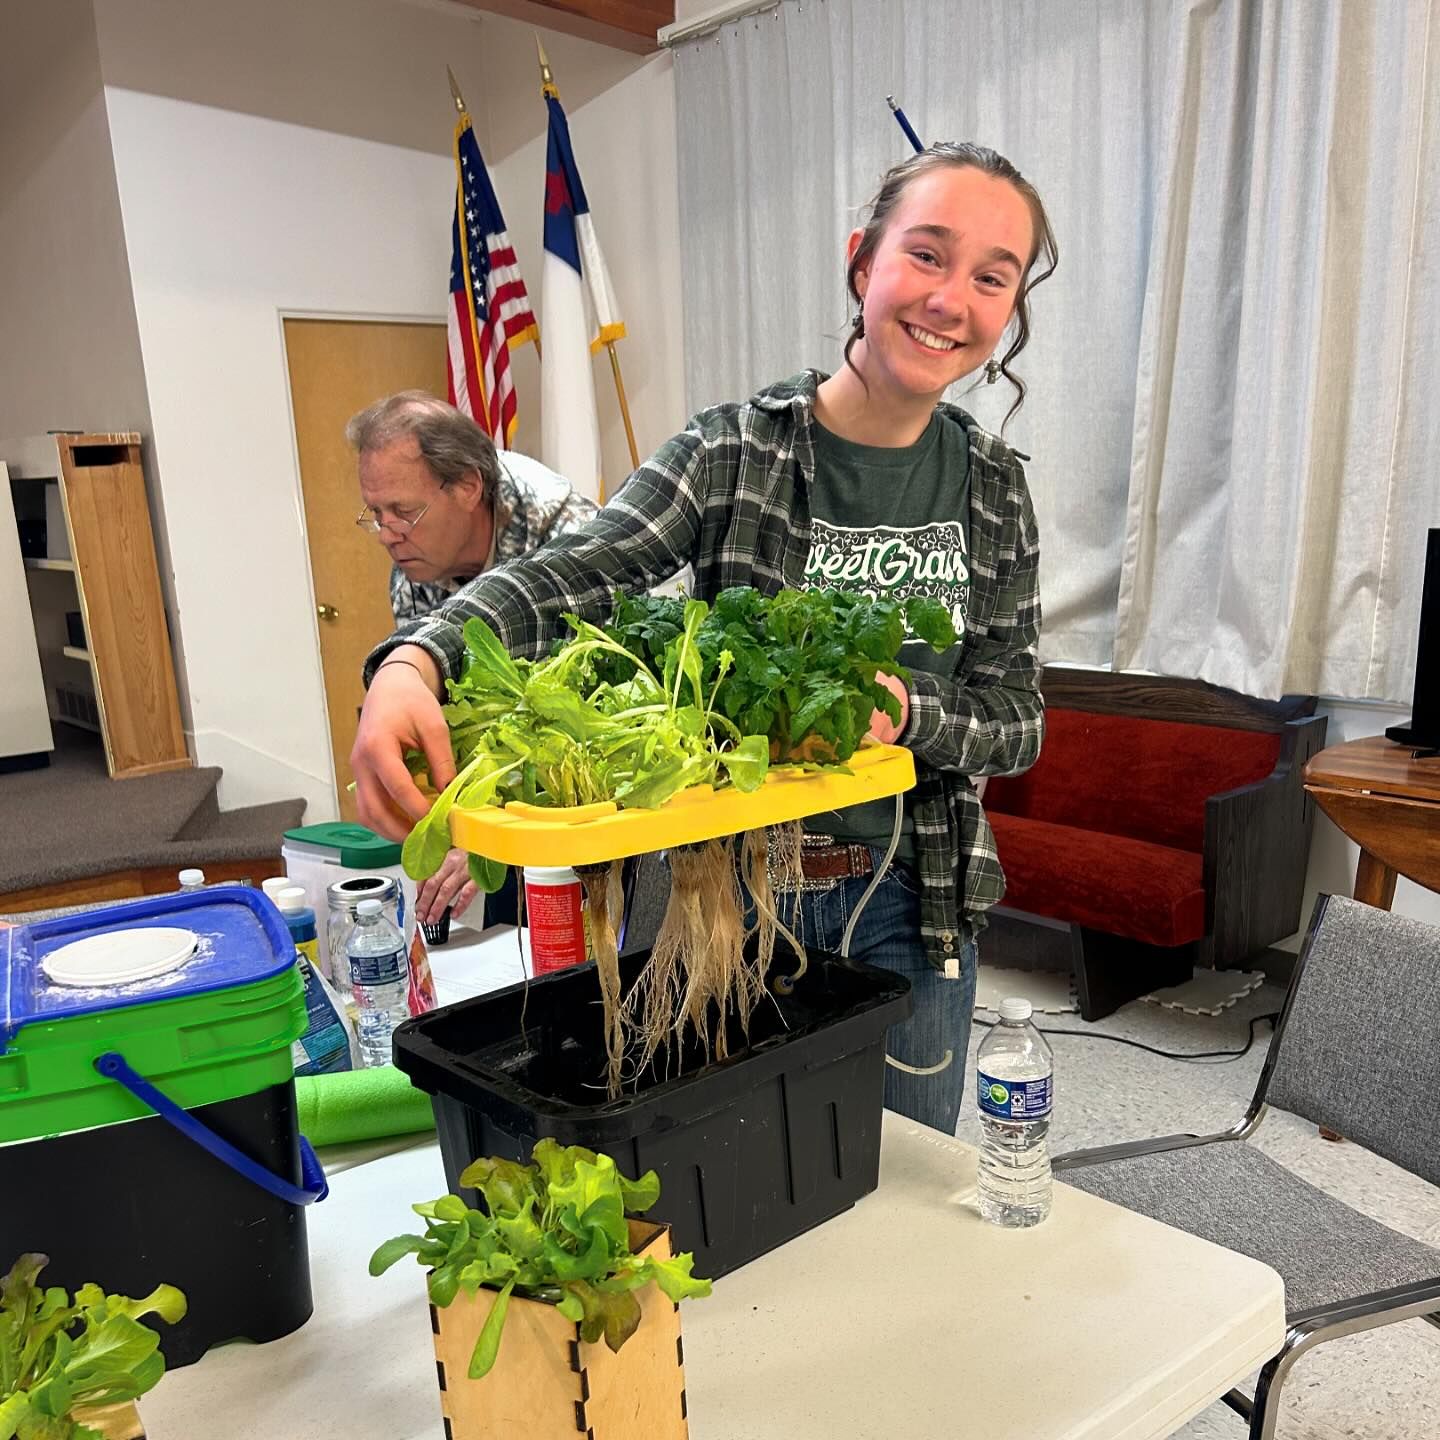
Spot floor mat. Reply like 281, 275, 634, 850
1141, 968, 1266, 1016
974, 962, 1267, 1018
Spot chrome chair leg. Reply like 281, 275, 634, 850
1248, 1326, 1311, 1440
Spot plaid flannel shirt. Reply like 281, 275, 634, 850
366, 371, 1044, 970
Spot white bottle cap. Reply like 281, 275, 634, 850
357, 898, 383, 917
275, 886, 308, 914
178, 868, 206, 888
523, 866, 579, 885
998, 997, 1033, 1023
261, 877, 293, 901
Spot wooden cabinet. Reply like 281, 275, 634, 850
5, 433, 189, 778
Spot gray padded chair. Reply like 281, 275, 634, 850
1053, 894, 1440, 1439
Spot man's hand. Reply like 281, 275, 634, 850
417, 847, 480, 925
351, 646, 453, 842
868, 671, 910, 745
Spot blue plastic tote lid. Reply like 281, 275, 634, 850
2, 885, 295, 1050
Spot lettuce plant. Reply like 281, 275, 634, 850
0, 1255, 186, 1440
370, 1140, 709, 1380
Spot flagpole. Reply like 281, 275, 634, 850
605, 342, 640, 477
537, 37, 639, 495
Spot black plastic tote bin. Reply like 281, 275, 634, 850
3, 1081, 318, 1368
392, 948, 912, 1278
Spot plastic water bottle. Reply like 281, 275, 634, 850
346, 898, 409, 1068
177, 868, 206, 892
976, 997, 1054, 1227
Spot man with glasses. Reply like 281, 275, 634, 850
347, 390, 596, 924
349, 390, 596, 629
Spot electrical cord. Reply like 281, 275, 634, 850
972, 1011, 1281, 1062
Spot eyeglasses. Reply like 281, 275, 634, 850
355, 498, 434, 536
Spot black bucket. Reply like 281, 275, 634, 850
2, 1080, 317, 1368
392, 949, 912, 1277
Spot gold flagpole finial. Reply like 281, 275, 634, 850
446, 65, 468, 115
536, 34, 559, 100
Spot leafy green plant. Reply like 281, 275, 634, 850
600, 586, 957, 763
402, 600, 769, 892
369, 1140, 710, 1380
0, 1255, 186, 1440
401, 586, 956, 891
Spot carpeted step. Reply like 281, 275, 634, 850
171, 798, 307, 855
2, 765, 226, 891
0, 730, 306, 894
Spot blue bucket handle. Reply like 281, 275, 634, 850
95, 1052, 329, 1206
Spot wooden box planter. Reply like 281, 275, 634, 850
429, 1220, 688, 1440
70, 1400, 146, 1438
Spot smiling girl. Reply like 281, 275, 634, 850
352, 142, 1058, 1136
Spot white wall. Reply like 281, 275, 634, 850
94, 0, 685, 818
0, 2, 149, 439
0, 0, 191, 733
104, 90, 455, 817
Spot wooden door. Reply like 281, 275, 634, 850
284, 319, 447, 820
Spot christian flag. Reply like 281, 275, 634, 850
448, 113, 537, 442
541, 92, 624, 500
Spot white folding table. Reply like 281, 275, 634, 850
141, 1116, 1284, 1440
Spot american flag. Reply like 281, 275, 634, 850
448, 116, 537, 442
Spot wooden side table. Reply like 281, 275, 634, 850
1303, 735, 1440, 908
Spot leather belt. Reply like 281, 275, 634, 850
764, 835, 877, 894
799, 837, 876, 882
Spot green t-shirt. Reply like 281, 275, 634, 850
802, 411, 972, 860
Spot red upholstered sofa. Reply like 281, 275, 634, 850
981, 670, 1328, 1019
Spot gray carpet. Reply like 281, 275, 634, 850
957, 979, 1440, 1439
0, 728, 306, 892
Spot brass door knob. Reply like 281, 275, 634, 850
317, 603, 341, 622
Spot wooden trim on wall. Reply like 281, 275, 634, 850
0, 856, 281, 915
451, 0, 673, 53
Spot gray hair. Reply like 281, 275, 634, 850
344, 390, 500, 500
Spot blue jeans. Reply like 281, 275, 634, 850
777, 855, 978, 1136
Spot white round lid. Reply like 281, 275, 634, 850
42, 926, 200, 988
275, 886, 308, 913
998, 997, 1034, 1023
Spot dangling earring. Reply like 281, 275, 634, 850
852, 310, 865, 339
984, 359, 1001, 385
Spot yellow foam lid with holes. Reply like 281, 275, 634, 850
448, 742, 916, 866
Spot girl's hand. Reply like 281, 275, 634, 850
351, 648, 454, 841
869, 671, 911, 744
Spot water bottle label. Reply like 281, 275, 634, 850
350, 948, 407, 986
977, 1070, 1052, 1120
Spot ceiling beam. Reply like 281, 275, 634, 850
449, 0, 673, 55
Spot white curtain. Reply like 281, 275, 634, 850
1115, 0, 1439, 701
672, 0, 1440, 702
